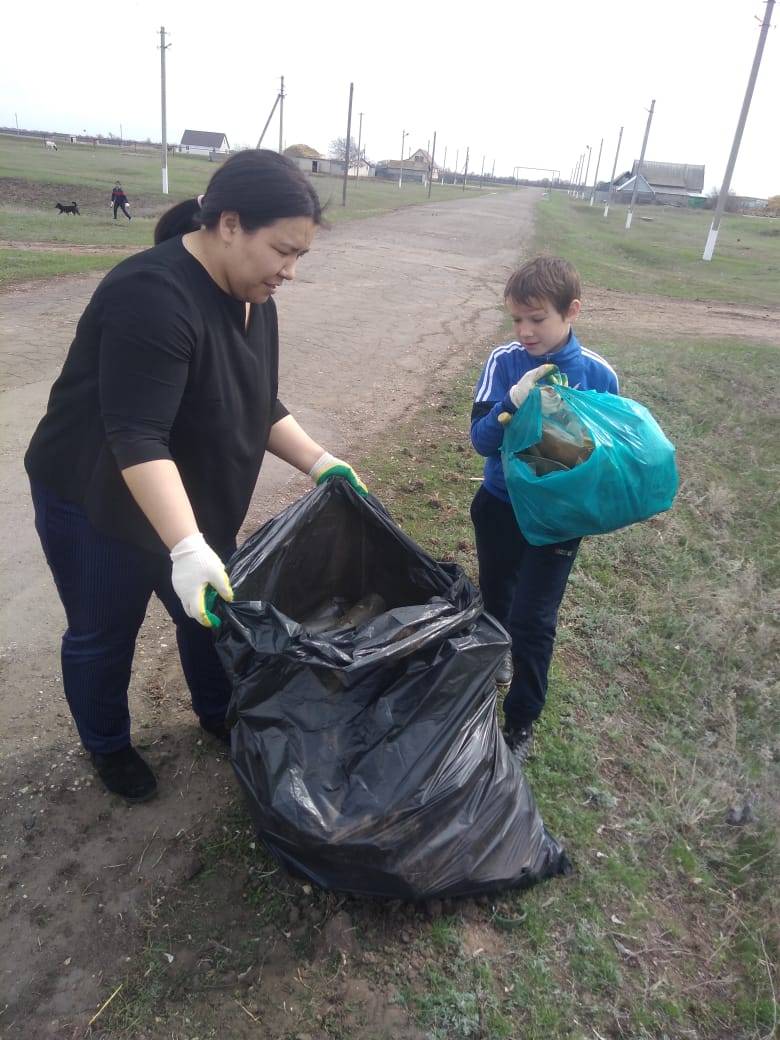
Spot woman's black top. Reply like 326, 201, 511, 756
25, 236, 288, 554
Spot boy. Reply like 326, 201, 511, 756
470, 256, 618, 761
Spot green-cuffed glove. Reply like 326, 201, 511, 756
498, 364, 569, 425
170, 533, 233, 628
309, 451, 368, 497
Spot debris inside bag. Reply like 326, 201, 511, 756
299, 592, 387, 634
518, 386, 594, 475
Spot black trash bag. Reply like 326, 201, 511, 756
211, 479, 568, 900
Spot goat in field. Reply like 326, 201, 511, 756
45, 140, 58, 151
55, 202, 80, 216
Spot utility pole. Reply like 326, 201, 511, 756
704, 0, 774, 261
581, 145, 592, 198
427, 131, 437, 199
442, 145, 447, 183
159, 26, 171, 194
462, 146, 469, 191
604, 126, 623, 218
590, 138, 603, 205
278, 76, 285, 153
479, 154, 485, 188
626, 99, 655, 230
15, 112, 19, 134
571, 154, 583, 196
398, 128, 409, 188
342, 82, 353, 207
490, 158, 495, 180
355, 111, 364, 178
256, 81, 284, 149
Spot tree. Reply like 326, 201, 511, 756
706, 185, 740, 213
329, 136, 366, 169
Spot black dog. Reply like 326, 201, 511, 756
55, 201, 80, 216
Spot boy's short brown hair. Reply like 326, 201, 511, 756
504, 256, 582, 318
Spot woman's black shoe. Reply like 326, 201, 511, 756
90, 746, 158, 802
199, 718, 231, 746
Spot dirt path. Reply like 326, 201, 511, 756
2, 190, 778, 1039
0, 190, 536, 1038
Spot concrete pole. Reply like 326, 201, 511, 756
703, 0, 774, 260
278, 76, 285, 153
355, 112, 364, 178
604, 126, 623, 218
342, 82, 353, 207
399, 129, 408, 188
581, 145, 592, 199
427, 131, 437, 199
626, 99, 655, 230
589, 137, 603, 205
159, 26, 170, 194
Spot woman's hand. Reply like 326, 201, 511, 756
309, 452, 368, 497
170, 533, 233, 628
267, 415, 368, 496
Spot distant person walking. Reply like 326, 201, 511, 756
111, 182, 131, 221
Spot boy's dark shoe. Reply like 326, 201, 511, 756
503, 724, 534, 764
90, 746, 157, 803
199, 718, 231, 747
495, 652, 513, 686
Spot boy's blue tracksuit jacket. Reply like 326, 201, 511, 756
470, 331, 619, 502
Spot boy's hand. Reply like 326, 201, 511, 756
508, 364, 557, 410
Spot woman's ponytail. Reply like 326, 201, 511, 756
154, 198, 203, 244
154, 150, 323, 246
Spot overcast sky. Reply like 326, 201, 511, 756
2, 0, 777, 198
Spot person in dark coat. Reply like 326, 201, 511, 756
26, 150, 367, 802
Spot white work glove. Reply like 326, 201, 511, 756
508, 364, 557, 410
308, 452, 368, 497
170, 533, 233, 628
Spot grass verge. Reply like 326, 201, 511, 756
536, 190, 780, 307
101, 325, 777, 1039
0, 247, 124, 286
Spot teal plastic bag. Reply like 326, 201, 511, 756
501, 385, 678, 545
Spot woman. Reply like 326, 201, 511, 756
25, 150, 366, 803
111, 181, 131, 220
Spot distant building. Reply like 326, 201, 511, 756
374, 157, 434, 185
283, 144, 353, 176
597, 160, 706, 207
179, 130, 230, 156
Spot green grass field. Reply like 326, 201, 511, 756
100, 199, 778, 1038
0, 135, 496, 287
537, 189, 780, 306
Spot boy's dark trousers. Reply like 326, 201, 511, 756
30, 480, 233, 755
470, 484, 580, 729
113, 201, 130, 220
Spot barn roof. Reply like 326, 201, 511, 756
633, 161, 705, 192
181, 129, 229, 148
284, 144, 324, 159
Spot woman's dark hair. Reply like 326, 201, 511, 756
154, 149, 323, 244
